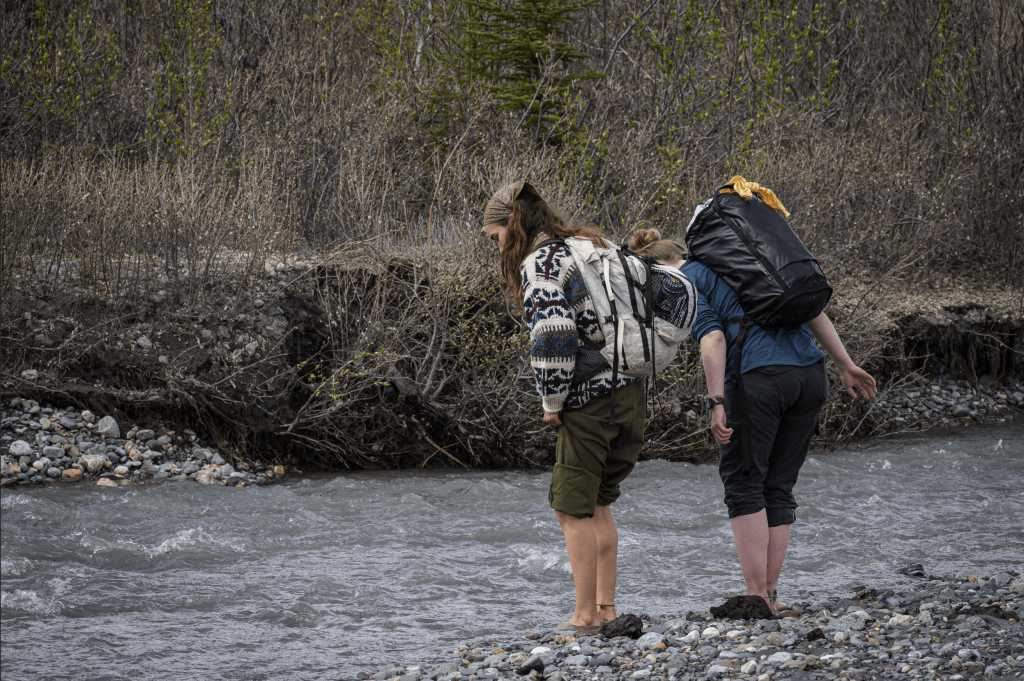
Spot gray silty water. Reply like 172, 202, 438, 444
2, 427, 1022, 680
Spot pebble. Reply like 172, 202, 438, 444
9, 440, 32, 456
79, 454, 106, 473
96, 478, 117, 487
95, 415, 120, 438
136, 336, 152, 349
354, 569, 1024, 681
21, 369, 39, 380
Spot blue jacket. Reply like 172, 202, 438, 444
681, 260, 824, 382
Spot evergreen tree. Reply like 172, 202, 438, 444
459, 0, 601, 140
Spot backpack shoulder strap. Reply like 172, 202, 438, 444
536, 237, 566, 250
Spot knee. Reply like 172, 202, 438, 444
556, 510, 586, 528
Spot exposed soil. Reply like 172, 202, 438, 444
2, 262, 1022, 471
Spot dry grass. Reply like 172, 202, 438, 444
1, 0, 1022, 467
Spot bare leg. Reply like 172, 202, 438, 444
729, 509, 770, 606
766, 523, 790, 610
592, 505, 618, 621
555, 511, 601, 628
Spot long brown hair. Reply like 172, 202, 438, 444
497, 188, 604, 311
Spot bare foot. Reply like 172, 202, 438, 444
558, 618, 601, 629
598, 604, 617, 622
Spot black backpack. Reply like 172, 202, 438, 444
685, 182, 832, 467
685, 184, 832, 328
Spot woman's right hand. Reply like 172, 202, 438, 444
711, 404, 733, 444
840, 364, 877, 400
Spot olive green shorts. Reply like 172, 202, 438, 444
548, 380, 646, 518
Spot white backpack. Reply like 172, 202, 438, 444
548, 236, 696, 420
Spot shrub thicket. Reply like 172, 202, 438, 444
1, 0, 1021, 467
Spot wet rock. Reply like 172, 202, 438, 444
137, 336, 152, 350
829, 613, 868, 632
46, 467, 61, 478
516, 656, 545, 675
114, 465, 129, 476
9, 440, 32, 457
95, 416, 120, 439
636, 632, 666, 649
79, 454, 105, 473
710, 595, 773, 620
97, 478, 117, 487
897, 563, 926, 577
62, 469, 83, 481
194, 469, 216, 484
599, 613, 643, 640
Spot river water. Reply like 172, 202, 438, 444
2, 426, 1022, 680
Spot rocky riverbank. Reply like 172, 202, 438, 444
363, 571, 1024, 681
2, 372, 1023, 486
0, 396, 292, 487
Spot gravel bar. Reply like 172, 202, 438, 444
1, 396, 291, 487
360, 572, 1024, 681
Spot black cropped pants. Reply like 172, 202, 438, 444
720, 360, 828, 526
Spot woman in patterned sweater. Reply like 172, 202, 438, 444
483, 181, 694, 629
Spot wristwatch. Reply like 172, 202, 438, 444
704, 395, 725, 410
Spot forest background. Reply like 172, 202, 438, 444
1, 0, 1022, 469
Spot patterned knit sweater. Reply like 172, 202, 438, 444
521, 241, 695, 412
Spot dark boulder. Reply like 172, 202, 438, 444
515, 655, 545, 676
598, 614, 643, 640
709, 595, 773, 621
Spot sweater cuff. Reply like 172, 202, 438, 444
542, 394, 567, 414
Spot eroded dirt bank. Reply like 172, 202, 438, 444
2, 257, 1022, 474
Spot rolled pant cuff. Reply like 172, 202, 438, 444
726, 500, 766, 520
766, 507, 796, 527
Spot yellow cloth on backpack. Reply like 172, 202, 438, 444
719, 175, 790, 217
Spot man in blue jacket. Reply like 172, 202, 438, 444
681, 258, 876, 611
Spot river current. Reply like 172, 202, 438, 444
2, 426, 1022, 680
